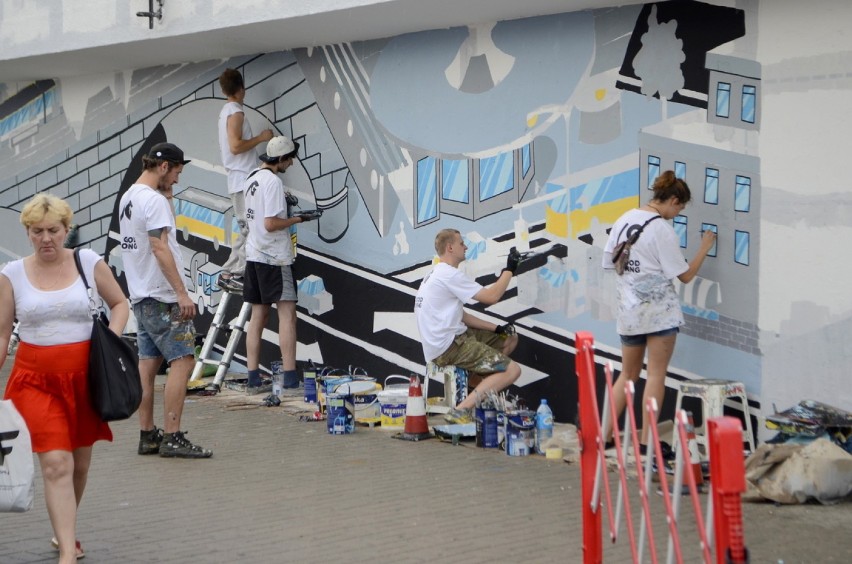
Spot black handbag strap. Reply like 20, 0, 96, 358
72, 248, 100, 320
626, 214, 661, 244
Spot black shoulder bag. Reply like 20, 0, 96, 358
611, 215, 661, 275
72, 248, 142, 422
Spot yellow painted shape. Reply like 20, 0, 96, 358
175, 215, 232, 242
544, 196, 638, 238
595, 88, 606, 101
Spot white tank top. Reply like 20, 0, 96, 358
1, 249, 101, 346
218, 101, 257, 180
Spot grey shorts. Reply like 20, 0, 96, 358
133, 298, 195, 363
244, 261, 297, 304
432, 328, 511, 375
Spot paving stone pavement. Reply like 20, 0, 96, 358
1, 363, 850, 563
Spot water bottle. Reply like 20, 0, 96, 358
535, 399, 554, 455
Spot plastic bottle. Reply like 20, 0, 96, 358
535, 399, 554, 455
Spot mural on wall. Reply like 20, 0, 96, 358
0, 1, 771, 423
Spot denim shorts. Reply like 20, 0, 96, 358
432, 328, 511, 375
620, 326, 679, 347
133, 298, 195, 363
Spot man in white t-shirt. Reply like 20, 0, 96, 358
216, 68, 274, 293
414, 228, 522, 424
243, 136, 320, 396
118, 142, 212, 459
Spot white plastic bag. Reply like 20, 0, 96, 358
0, 399, 34, 512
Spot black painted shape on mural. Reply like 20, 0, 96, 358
0, 80, 55, 119
616, 1, 746, 108
104, 122, 168, 295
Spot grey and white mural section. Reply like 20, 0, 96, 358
5, 1, 843, 424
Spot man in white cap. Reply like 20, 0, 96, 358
242, 136, 320, 395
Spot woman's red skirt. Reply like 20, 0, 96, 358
4, 341, 113, 452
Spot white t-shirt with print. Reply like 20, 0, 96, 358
218, 101, 257, 194
118, 183, 185, 304
414, 262, 483, 362
244, 168, 295, 266
602, 208, 689, 336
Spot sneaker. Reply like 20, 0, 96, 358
217, 275, 243, 293
138, 426, 163, 455
282, 373, 301, 389
444, 407, 473, 425
246, 379, 273, 395
159, 431, 212, 459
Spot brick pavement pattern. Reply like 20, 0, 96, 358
1, 364, 850, 563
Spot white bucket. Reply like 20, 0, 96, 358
377, 384, 409, 429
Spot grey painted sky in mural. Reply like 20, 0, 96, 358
370, 12, 594, 155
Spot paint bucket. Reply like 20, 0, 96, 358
317, 374, 351, 413
497, 411, 506, 449
475, 406, 499, 448
303, 365, 318, 403
335, 380, 380, 425
377, 384, 409, 429
326, 393, 354, 435
505, 410, 535, 456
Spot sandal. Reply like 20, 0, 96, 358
50, 537, 85, 559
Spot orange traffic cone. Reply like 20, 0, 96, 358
683, 412, 705, 489
402, 375, 432, 441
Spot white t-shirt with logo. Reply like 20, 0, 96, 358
218, 101, 257, 194
602, 208, 689, 335
118, 184, 185, 304
244, 168, 295, 266
414, 262, 483, 362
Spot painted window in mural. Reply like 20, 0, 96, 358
442, 159, 469, 203
522, 145, 532, 177
479, 153, 514, 201
704, 168, 719, 205
173, 187, 234, 251
716, 82, 731, 118
674, 161, 686, 179
741, 85, 756, 124
702, 223, 718, 257
416, 156, 439, 224
674, 215, 688, 248
647, 155, 660, 189
735, 230, 750, 265
735, 175, 751, 212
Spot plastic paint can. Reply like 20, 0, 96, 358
505, 410, 535, 456
326, 393, 354, 435
377, 385, 409, 429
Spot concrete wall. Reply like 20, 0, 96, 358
2, 0, 851, 429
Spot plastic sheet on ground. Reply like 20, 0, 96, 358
744, 438, 852, 504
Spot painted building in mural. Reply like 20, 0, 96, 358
1, 0, 851, 432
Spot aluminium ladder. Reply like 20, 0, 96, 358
190, 290, 252, 392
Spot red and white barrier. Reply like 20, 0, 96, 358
575, 330, 749, 564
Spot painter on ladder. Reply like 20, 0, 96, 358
413, 228, 522, 424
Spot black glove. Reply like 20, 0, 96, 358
495, 323, 516, 337
297, 210, 322, 222
503, 247, 521, 275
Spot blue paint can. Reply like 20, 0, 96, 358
304, 366, 317, 403
326, 393, 354, 435
505, 410, 535, 456
475, 407, 499, 448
